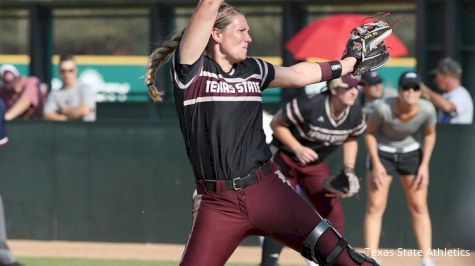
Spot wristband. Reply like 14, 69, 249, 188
318, 61, 342, 81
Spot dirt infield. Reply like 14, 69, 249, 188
8, 240, 475, 266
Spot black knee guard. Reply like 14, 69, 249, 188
301, 219, 379, 266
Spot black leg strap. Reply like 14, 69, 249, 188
301, 219, 380, 266
324, 237, 348, 265
301, 219, 332, 262
348, 245, 380, 265
323, 238, 379, 266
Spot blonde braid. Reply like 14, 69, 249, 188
146, 4, 242, 102
146, 32, 183, 102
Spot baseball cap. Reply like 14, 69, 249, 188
0, 64, 20, 86
398, 71, 422, 88
361, 71, 382, 86
430, 57, 462, 78
328, 75, 363, 90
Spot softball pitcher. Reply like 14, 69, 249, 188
145, 1, 387, 265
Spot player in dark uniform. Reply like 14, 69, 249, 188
261, 76, 367, 266
145, 1, 377, 265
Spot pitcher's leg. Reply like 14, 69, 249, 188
250, 173, 378, 266
181, 193, 249, 266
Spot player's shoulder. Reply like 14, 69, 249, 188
419, 98, 436, 114
286, 93, 325, 116
350, 100, 363, 114
241, 57, 271, 71
419, 98, 434, 109
306, 92, 326, 102
297, 93, 326, 108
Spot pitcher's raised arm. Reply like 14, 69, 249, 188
179, 0, 224, 65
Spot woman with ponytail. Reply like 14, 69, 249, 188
146, 1, 378, 266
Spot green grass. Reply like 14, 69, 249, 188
17, 257, 282, 266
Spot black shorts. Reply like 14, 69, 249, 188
369, 149, 422, 175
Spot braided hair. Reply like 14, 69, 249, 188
145, 3, 242, 102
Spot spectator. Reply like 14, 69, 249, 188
43, 55, 96, 121
0, 64, 44, 120
0, 195, 24, 266
421, 57, 473, 124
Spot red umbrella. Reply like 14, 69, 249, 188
286, 14, 409, 60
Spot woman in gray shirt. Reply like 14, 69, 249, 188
364, 71, 437, 266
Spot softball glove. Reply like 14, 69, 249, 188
322, 167, 360, 198
342, 13, 393, 75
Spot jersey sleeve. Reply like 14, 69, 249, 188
282, 95, 311, 127
171, 45, 204, 90
251, 58, 275, 90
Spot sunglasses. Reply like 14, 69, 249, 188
401, 85, 420, 91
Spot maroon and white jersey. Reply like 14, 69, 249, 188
172, 48, 275, 181
273, 93, 366, 163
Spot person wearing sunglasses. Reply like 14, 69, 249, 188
364, 71, 437, 266
261, 75, 366, 266
44, 55, 96, 121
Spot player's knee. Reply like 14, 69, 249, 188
366, 198, 387, 215
408, 201, 428, 215
301, 219, 379, 265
